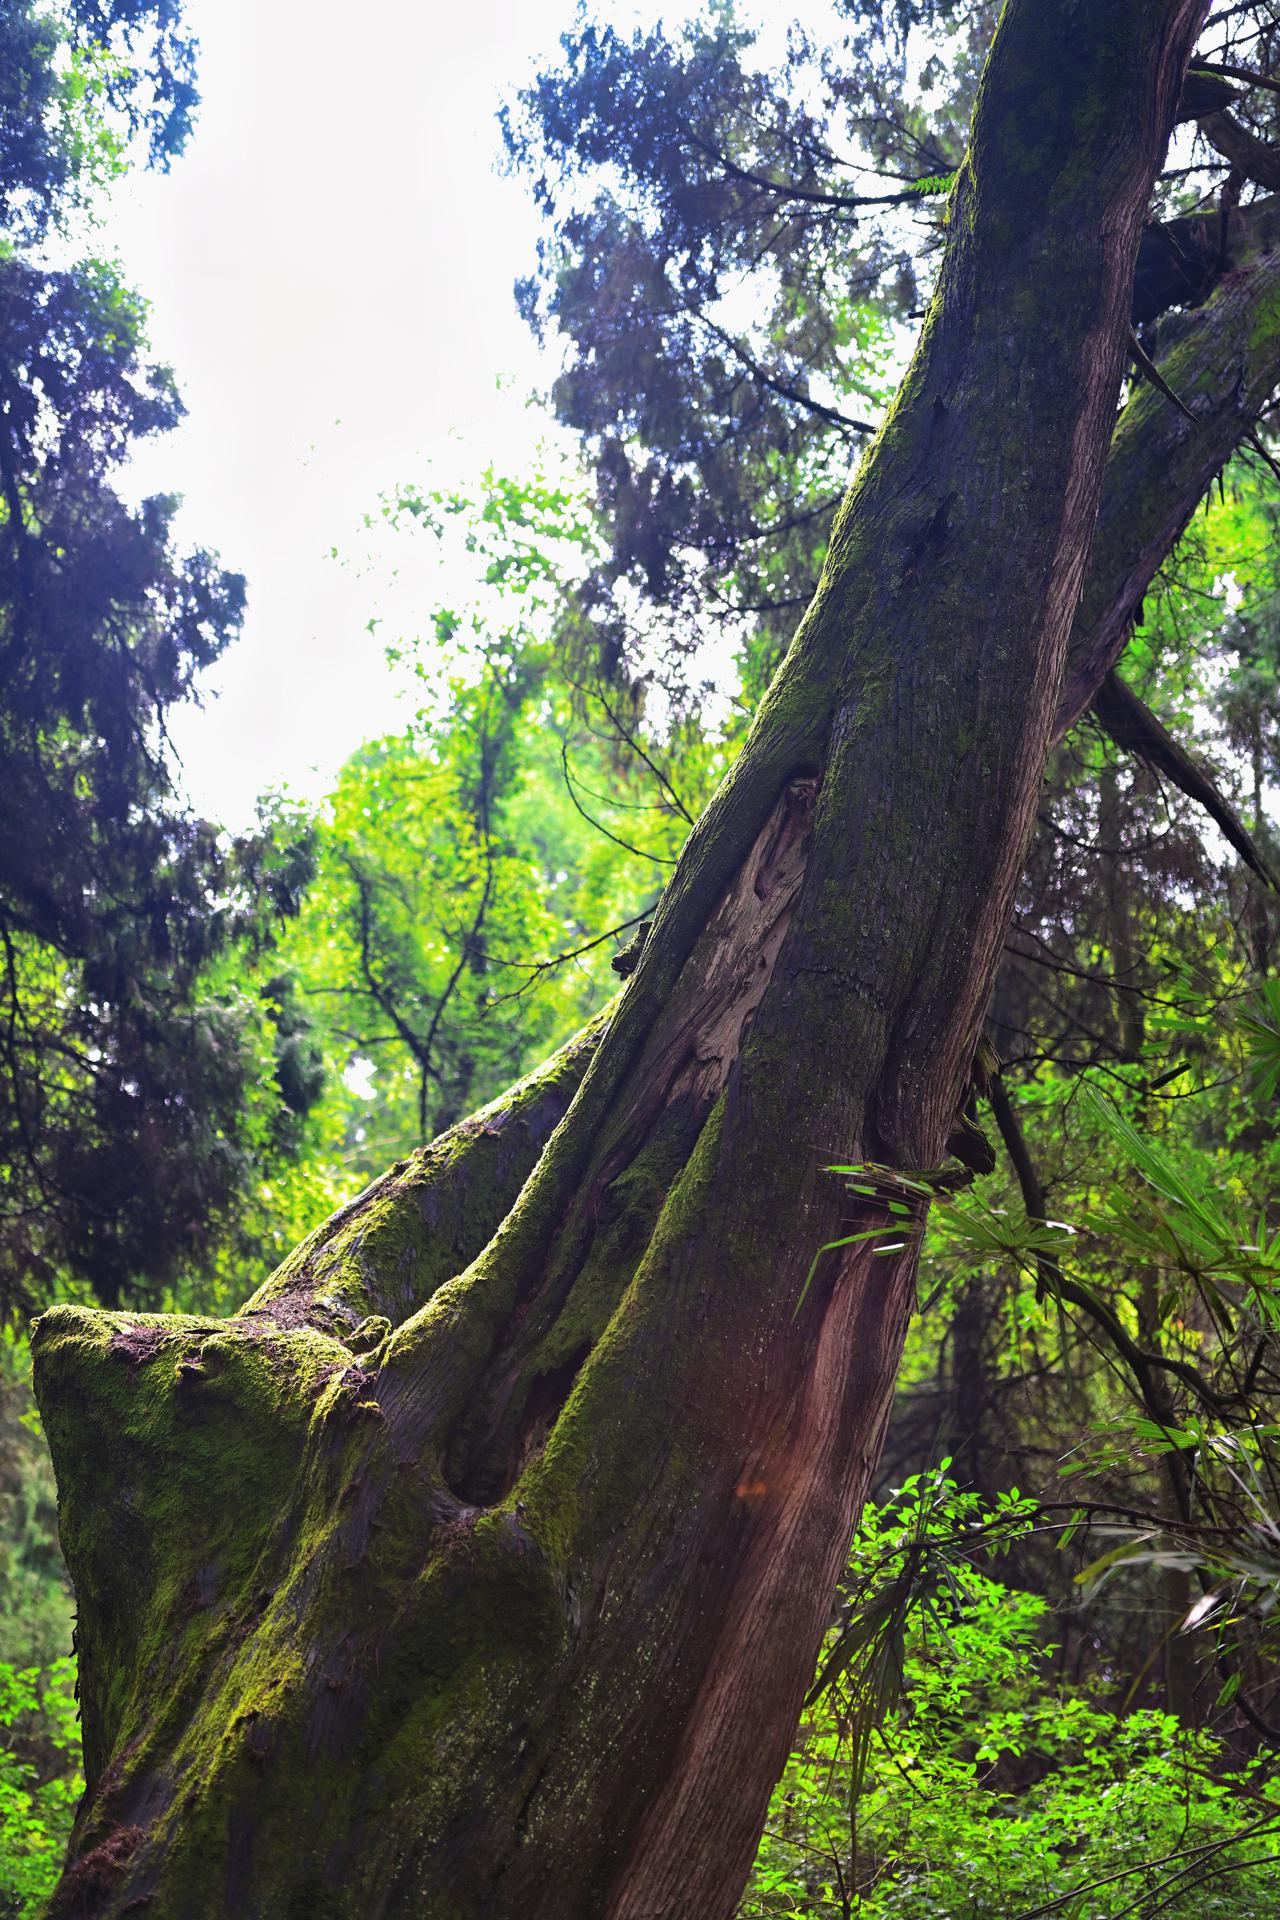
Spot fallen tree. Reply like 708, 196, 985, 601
33, 5, 1226, 1915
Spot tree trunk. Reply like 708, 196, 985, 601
33, 6, 1212, 1916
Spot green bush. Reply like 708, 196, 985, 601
0, 1659, 82, 1919
744, 1478, 1280, 1919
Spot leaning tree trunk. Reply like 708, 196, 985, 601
34, 5, 1212, 1916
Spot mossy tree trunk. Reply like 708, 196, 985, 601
34, 5, 1216, 1916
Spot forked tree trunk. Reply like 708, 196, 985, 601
34, 6, 1213, 1916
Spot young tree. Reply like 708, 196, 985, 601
33, 4, 1218, 1915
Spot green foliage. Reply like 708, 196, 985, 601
904, 169, 958, 196
806, 1468, 1038, 1800
503, 4, 914, 697
0, 2, 195, 246
0, 2, 323, 1315
744, 1481, 1280, 1919
270, 463, 710, 1193
1239, 981, 1280, 1105
0, 1340, 78, 1918
0, 1657, 81, 1919
0, 1337, 71, 1672
1078, 1085, 1280, 1316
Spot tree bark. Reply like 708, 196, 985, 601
33, 6, 1212, 1916
1056, 192, 1280, 741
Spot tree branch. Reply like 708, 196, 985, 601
1199, 108, 1280, 187
1056, 199, 1280, 740
1092, 672, 1276, 886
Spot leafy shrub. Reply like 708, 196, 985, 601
0, 1659, 82, 1919
743, 1476, 1280, 1919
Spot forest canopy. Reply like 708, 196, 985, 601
3, 2, 1280, 1917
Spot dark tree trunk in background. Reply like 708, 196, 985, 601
1055, 191, 1280, 744
34, 6, 1216, 1916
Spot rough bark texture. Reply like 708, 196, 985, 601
33, 6, 1214, 1917
1056, 193, 1280, 741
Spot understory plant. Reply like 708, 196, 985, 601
0, 1659, 81, 1919
744, 1474, 1280, 1919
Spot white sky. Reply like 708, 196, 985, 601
101, 0, 609, 828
